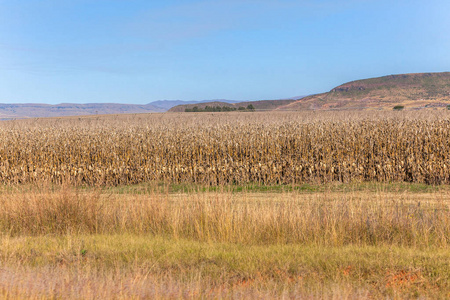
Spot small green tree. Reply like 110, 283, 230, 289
393, 105, 404, 111
247, 104, 255, 111
238, 106, 245, 111
192, 106, 199, 112
447, 105, 450, 110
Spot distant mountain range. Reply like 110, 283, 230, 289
0, 100, 239, 120
0, 103, 162, 120
2, 72, 450, 119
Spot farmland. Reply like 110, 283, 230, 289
0, 111, 449, 299
2, 110, 450, 186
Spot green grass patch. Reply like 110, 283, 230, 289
1, 234, 448, 298
99, 181, 445, 195
4, 180, 429, 195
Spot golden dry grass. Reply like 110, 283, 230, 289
0, 188, 448, 299
0, 187, 448, 247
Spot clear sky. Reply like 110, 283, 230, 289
0, 0, 449, 104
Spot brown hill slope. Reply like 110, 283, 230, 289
278, 72, 450, 111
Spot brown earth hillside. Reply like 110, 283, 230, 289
277, 72, 450, 111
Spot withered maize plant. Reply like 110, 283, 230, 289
0, 110, 449, 186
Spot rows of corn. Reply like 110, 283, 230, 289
1, 111, 450, 186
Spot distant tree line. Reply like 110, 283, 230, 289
393, 105, 404, 111
185, 104, 255, 112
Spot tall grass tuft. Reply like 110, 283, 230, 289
0, 187, 448, 247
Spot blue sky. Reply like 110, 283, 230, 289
0, 0, 449, 104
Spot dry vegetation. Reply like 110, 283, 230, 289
1, 111, 450, 186
0, 111, 449, 299
0, 187, 449, 299
0, 186, 448, 247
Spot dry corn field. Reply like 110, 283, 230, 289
1, 110, 450, 186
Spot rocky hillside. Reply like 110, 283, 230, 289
277, 72, 450, 111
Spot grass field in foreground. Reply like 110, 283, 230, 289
0, 185, 448, 299
1, 235, 448, 299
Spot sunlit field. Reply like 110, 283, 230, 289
0, 111, 449, 299
2, 110, 450, 186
